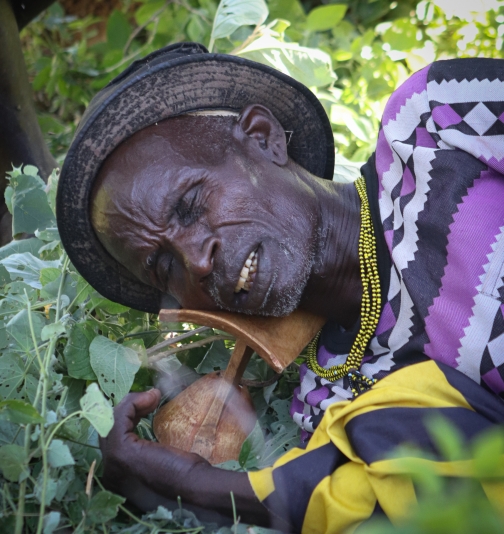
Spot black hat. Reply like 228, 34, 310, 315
57, 42, 335, 313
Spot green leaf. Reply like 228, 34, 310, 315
0, 252, 60, 289
107, 10, 132, 50
0, 237, 43, 286
0, 444, 28, 481
0, 353, 25, 399
196, 340, 231, 373
45, 169, 59, 217
472, 427, 504, 477
36, 227, 60, 243
48, 439, 75, 468
237, 35, 336, 88
80, 382, 114, 437
87, 490, 125, 524
239, 421, 265, 469
209, 0, 268, 51
425, 414, 465, 462
7, 171, 56, 235
40, 267, 61, 286
0, 399, 44, 424
306, 4, 347, 32
0, 237, 44, 260
382, 18, 418, 51
90, 336, 141, 404
41, 320, 67, 342
6, 309, 44, 353
43, 511, 60, 534
64, 322, 97, 380
35, 472, 58, 506
54, 467, 75, 501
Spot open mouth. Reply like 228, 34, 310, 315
234, 249, 258, 293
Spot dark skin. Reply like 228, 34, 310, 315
93, 104, 362, 528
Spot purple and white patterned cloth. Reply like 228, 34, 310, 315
292, 58, 504, 437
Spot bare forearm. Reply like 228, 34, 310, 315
137, 445, 270, 526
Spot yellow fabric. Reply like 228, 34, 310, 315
248, 467, 275, 501
247, 361, 503, 533
302, 462, 376, 534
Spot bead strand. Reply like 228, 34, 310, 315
306, 176, 381, 394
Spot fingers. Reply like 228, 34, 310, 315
112, 389, 161, 435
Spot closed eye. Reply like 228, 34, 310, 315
175, 184, 203, 226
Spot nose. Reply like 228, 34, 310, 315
181, 235, 219, 282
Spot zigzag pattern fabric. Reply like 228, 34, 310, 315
291, 58, 504, 437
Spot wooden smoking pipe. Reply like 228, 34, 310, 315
153, 308, 325, 464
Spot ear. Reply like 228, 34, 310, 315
236, 104, 288, 166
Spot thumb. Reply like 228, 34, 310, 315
113, 389, 162, 433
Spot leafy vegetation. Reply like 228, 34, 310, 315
2, 0, 504, 532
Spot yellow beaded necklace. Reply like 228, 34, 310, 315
306, 176, 381, 397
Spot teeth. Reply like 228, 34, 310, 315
234, 250, 258, 293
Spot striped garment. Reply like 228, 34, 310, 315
248, 59, 504, 532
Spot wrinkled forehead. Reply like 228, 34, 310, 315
96, 111, 238, 184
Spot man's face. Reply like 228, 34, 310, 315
92, 113, 320, 316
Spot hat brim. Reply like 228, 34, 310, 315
57, 44, 335, 313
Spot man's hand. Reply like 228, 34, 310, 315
99, 389, 272, 527
99, 389, 208, 510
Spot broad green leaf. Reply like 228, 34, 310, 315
35, 472, 58, 506
41, 320, 66, 341
209, 0, 268, 51
237, 35, 336, 88
0, 237, 44, 286
42, 511, 60, 534
0, 237, 44, 260
54, 467, 75, 502
472, 427, 504, 477
239, 421, 265, 469
40, 267, 61, 286
0, 444, 28, 481
0, 399, 44, 424
0, 420, 24, 446
107, 10, 132, 50
134, 0, 165, 26
7, 171, 56, 235
0, 353, 25, 399
6, 309, 44, 353
382, 18, 418, 52
80, 383, 114, 437
330, 104, 374, 142
87, 490, 125, 524
259, 422, 299, 468
306, 4, 347, 32
36, 227, 60, 243
90, 336, 141, 404
47, 439, 75, 468
64, 322, 97, 380
99, 299, 130, 315
196, 340, 231, 373
268, 0, 306, 22
0, 252, 60, 289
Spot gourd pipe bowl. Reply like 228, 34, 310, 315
153, 309, 325, 464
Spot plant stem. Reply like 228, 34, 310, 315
145, 326, 212, 355
147, 335, 234, 365
35, 254, 69, 534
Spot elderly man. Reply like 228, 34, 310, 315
57, 43, 504, 532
